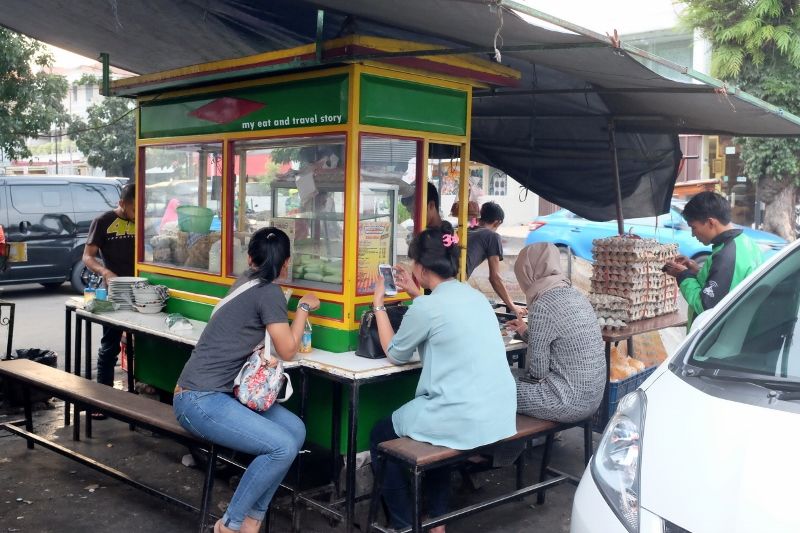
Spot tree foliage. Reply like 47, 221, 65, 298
0, 28, 68, 160
68, 97, 136, 178
682, 0, 800, 186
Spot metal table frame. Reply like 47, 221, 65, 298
63, 301, 530, 533
293, 341, 528, 533
599, 311, 687, 430
294, 365, 422, 532
0, 299, 14, 359
64, 305, 138, 439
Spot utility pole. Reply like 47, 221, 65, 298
54, 126, 59, 174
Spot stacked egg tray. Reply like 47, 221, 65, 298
590, 236, 679, 329
588, 293, 630, 329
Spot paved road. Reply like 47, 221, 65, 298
0, 283, 103, 371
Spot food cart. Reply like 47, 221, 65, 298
115, 35, 520, 450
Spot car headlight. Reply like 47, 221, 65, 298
591, 390, 647, 533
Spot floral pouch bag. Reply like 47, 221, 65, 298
212, 280, 293, 412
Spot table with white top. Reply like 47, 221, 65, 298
64, 299, 210, 439
64, 300, 527, 533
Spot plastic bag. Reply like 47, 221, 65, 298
2, 349, 58, 405
166, 313, 193, 332
85, 299, 120, 313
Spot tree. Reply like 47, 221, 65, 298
0, 28, 68, 160
682, 0, 800, 240
68, 97, 136, 178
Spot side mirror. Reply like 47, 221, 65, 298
60, 215, 77, 235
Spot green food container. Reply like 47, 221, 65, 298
176, 206, 214, 234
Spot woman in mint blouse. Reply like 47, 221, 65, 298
370, 225, 517, 532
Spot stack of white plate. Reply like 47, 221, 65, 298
132, 281, 169, 314
108, 277, 147, 310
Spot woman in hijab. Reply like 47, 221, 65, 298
506, 243, 605, 422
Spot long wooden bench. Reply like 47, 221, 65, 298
367, 414, 593, 533
0, 359, 220, 533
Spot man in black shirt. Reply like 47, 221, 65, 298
466, 202, 523, 317
82, 184, 135, 400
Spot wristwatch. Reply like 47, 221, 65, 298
373, 305, 386, 312
298, 302, 311, 313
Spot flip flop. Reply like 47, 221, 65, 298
90, 412, 107, 420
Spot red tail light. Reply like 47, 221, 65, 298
528, 221, 546, 231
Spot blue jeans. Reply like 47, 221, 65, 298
97, 326, 122, 386
370, 418, 450, 529
173, 390, 306, 530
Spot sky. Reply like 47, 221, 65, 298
50, 46, 97, 69
521, 0, 685, 35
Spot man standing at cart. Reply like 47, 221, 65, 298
425, 181, 444, 229
663, 191, 762, 327
465, 201, 524, 318
82, 183, 136, 413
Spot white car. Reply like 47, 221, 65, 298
571, 238, 800, 533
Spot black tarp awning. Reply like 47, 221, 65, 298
3, 0, 800, 220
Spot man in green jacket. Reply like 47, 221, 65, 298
663, 191, 763, 327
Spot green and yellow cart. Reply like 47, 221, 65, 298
112, 35, 520, 527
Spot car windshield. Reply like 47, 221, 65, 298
689, 245, 800, 382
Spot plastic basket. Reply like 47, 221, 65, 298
592, 366, 656, 432
176, 205, 214, 234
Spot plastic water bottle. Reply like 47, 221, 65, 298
300, 320, 313, 353
83, 286, 96, 303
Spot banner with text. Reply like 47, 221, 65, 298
140, 74, 349, 138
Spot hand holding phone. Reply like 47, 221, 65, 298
378, 264, 397, 296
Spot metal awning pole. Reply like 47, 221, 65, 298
608, 120, 625, 235
315, 10, 325, 62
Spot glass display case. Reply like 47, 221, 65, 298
129, 56, 480, 358
260, 136, 346, 291
356, 183, 399, 294
357, 136, 417, 294
141, 142, 223, 274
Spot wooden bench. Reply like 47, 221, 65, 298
0, 359, 220, 533
367, 414, 593, 533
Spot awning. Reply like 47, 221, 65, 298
3, 0, 799, 221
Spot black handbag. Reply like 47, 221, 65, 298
355, 302, 408, 359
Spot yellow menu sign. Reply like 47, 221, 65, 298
357, 220, 391, 294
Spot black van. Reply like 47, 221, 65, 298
0, 175, 126, 292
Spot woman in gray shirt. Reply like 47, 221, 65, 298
508, 243, 605, 423
174, 228, 320, 533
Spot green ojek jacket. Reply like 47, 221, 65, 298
677, 229, 763, 327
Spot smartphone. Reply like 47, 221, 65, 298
378, 264, 397, 296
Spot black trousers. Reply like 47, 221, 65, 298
369, 417, 451, 529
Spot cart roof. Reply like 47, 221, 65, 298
5, 0, 800, 220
